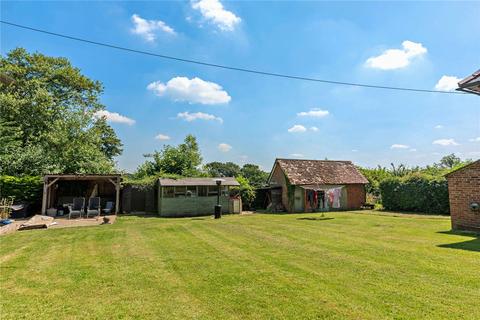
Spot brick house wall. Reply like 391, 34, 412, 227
346, 184, 366, 209
447, 160, 480, 232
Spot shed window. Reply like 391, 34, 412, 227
186, 186, 197, 197
174, 186, 187, 197
163, 187, 174, 198
208, 186, 218, 196
198, 186, 208, 197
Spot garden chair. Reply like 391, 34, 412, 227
86, 197, 101, 218
68, 198, 85, 219
102, 201, 114, 215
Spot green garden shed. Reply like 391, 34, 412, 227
157, 177, 241, 217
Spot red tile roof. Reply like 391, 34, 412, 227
275, 159, 368, 185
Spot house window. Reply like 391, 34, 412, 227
198, 186, 208, 197
174, 186, 186, 197
163, 187, 174, 198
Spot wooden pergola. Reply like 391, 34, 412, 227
41, 174, 122, 215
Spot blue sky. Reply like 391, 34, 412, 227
1, 1, 479, 172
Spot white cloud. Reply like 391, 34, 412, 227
433, 139, 459, 146
147, 77, 231, 105
288, 125, 307, 133
218, 143, 232, 152
191, 0, 241, 31
434, 125, 444, 129
409, 148, 417, 152
155, 134, 171, 141
469, 137, 480, 142
365, 40, 427, 70
297, 109, 329, 118
131, 14, 175, 42
390, 144, 410, 149
94, 110, 135, 125
177, 111, 223, 123
434, 75, 461, 91
290, 153, 304, 158
351, 149, 358, 152
310, 126, 319, 132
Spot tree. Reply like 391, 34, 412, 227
231, 176, 256, 209
437, 153, 462, 169
135, 134, 203, 177
204, 162, 241, 177
92, 118, 123, 161
240, 164, 269, 188
0, 48, 122, 175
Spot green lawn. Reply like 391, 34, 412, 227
1, 211, 479, 319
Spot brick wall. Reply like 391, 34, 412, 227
447, 160, 480, 232
346, 184, 366, 209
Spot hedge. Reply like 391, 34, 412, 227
0, 176, 43, 204
379, 174, 449, 214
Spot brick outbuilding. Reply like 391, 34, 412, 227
267, 159, 368, 213
446, 160, 480, 232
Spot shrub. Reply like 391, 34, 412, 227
0, 175, 43, 204
231, 176, 255, 210
379, 173, 449, 214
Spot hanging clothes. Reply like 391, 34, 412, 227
332, 187, 342, 208
327, 190, 334, 207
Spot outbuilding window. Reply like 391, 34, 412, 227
198, 186, 208, 197
186, 186, 197, 197
163, 187, 174, 198
174, 186, 187, 197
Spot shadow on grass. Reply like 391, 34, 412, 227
296, 217, 334, 222
437, 230, 480, 252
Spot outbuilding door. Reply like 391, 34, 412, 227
294, 187, 304, 212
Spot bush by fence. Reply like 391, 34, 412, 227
379, 174, 449, 214
0, 176, 43, 204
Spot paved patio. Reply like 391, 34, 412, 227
0, 215, 116, 236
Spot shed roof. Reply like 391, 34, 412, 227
445, 159, 480, 177
272, 158, 368, 185
159, 177, 240, 187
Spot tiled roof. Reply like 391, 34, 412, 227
159, 177, 240, 187
457, 69, 480, 94
275, 159, 368, 185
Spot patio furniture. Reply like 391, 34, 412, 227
68, 198, 85, 219
86, 197, 101, 218
102, 201, 114, 215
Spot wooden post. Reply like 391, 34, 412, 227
115, 177, 120, 214
41, 177, 48, 215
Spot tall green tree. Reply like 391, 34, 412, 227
204, 161, 241, 177
436, 153, 463, 169
240, 164, 269, 188
0, 48, 122, 175
135, 134, 203, 177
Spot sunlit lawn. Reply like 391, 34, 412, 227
1, 211, 478, 319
